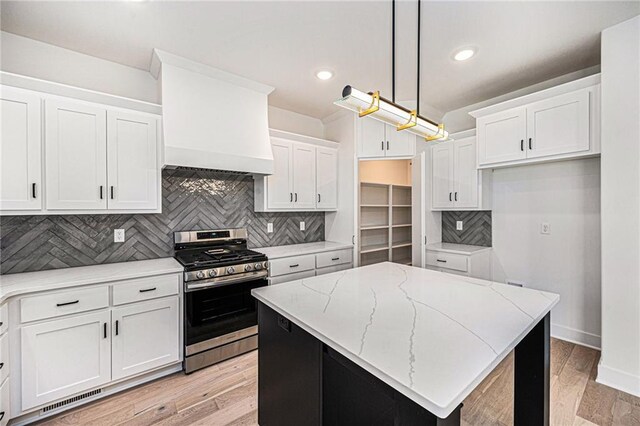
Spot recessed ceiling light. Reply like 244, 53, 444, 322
453, 48, 476, 61
316, 70, 334, 80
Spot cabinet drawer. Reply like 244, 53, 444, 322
0, 376, 8, 426
316, 263, 352, 276
0, 334, 7, 385
426, 251, 468, 272
316, 249, 353, 269
0, 305, 6, 335
269, 255, 316, 277
20, 286, 109, 323
269, 270, 315, 286
112, 274, 179, 306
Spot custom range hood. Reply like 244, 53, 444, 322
151, 49, 275, 175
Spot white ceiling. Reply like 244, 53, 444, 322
1, 1, 638, 119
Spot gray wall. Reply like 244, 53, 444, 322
0, 169, 325, 274
442, 211, 492, 247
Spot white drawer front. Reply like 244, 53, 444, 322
316, 249, 353, 269
316, 263, 352, 276
0, 305, 6, 335
426, 251, 468, 272
0, 334, 7, 386
269, 270, 315, 285
269, 254, 316, 277
112, 274, 180, 306
21, 286, 109, 323
0, 376, 9, 426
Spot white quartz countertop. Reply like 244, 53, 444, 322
0, 258, 183, 304
253, 241, 353, 259
252, 262, 558, 418
426, 242, 492, 255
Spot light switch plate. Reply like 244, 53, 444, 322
114, 229, 125, 243
300, 221, 306, 231
267, 223, 273, 233
456, 221, 463, 231
541, 222, 550, 235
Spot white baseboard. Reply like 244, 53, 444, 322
551, 323, 601, 350
597, 361, 640, 397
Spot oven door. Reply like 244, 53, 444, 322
185, 275, 267, 355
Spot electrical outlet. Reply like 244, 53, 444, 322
114, 229, 125, 243
267, 223, 273, 233
541, 222, 550, 235
300, 221, 306, 231
456, 221, 463, 231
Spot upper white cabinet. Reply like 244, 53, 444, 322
0, 84, 161, 215
0, 87, 42, 211
431, 135, 491, 211
472, 75, 600, 169
357, 119, 415, 159
255, 129, 338, 212
45, 99, 108, 210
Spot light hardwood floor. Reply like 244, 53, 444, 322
37, 339, 640, 426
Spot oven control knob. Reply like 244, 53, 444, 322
244, 264, 253, 272
227, 266, 236, 274
254, 263, 262, 270
263, 261, 269, 270
196, 271, 205, 279
209, 269, 218, 278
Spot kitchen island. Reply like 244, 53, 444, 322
251, 262, 559, 425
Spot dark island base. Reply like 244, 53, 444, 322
257, 302, 550, 426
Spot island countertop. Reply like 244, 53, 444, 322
251, 262, 559, 418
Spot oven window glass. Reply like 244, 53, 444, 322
185, 278, 267, 348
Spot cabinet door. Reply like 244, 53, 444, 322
0, 376, 9, 426
45, 99, 107, 210
112, 298, 179, 381
267, 139, 294, 209
21, 311, 111, 410
358, 119, 386, 158
526, 89, 590, 159
453, 137, 479, 209
477, 107, 527, 165
292, 143, 317, 209
107, 111, 158, 210
316, 147, 338, 210
431, 142, 454, 209
385, 125, 415, 157
0, 87, 42, 210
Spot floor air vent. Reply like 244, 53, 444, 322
41, 388, 102, 413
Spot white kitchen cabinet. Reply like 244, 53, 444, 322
0, 375, 9, 426
472, 76, 600, 169
358, 119, 415, 158
255, 129, 338, 212
425, 244, 492, 281
316, 147, 338, 209
107, 110, 159, 210
431, 135, 490, 211
21, 310, 111, 410
45, 99, 107, 210
0, 87, 42, 211
111, 298, 179, 381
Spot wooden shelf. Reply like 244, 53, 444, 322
361, 225, 389, 231
361, 204, 389, 207
392, 242, 412, 249
392, 204, 411, 208
360, 244, 390, 254
392, 224, 412, 228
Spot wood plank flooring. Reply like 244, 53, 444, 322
37, 339, 640, 426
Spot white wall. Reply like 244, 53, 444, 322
598, 15, 640, 397
491, 158, 602, 348
268, 105, 324, 139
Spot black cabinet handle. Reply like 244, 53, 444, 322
381, 141, 384, 151
100, 185, 103, 199
103, 323, 107, 339
278, 315, 291, 332
387, 141, 390, 150
294, 193, 298, 202
32, 183, 37, 199
0, 321, 3, 327
289, 264, 299, 268
529, 138, 532, 150
56, 300, 79, 307
290, 193, 293, 202
0, 411, 5, 421
436, 259, 447, 263
115, 320, 119, 336
139, 287, 157, 293
318, 194, 321, 203
449, 192, 452, 202
331, 257, 340, 261
0, 362, 4, 370
521, 139, 524, 151
110, 186, 114, 199
455, 192, 458, 201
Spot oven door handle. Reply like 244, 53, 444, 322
185, 270, 268, 292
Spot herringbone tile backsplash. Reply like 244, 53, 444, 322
0, 169, 325, 274
442, 211, 492, 247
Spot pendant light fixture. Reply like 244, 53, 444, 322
334, 0, 448, 142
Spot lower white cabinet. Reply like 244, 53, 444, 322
1, 376, 9, 426
21, 311, 111, 410
112, 298, 179, 381
425, 245, 492, 281
268, 248, 354, 285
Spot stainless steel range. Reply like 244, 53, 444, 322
173, 228, 268, 373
